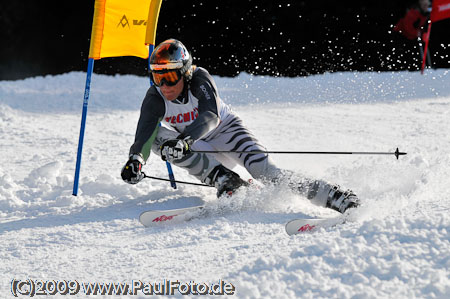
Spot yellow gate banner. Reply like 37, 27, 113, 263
89, 0, 152, 59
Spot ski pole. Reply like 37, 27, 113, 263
143, 173, 213, 187
192, 147, 407, 159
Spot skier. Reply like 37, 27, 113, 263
121, 39, 359, 213
393, 0, 429, 41
391, 0, 432, 69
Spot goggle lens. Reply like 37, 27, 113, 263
152, 71, 182, 87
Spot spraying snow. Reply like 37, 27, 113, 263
1, 70, 449, 298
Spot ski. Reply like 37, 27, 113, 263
285, 216, 345, 235
139, 205, 204, 227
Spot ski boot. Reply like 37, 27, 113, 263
326, 185, 360, 213
204, 165, 248, 197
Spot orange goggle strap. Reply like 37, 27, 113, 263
151, 70, 182, 86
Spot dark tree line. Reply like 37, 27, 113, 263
1, 0, 449, 80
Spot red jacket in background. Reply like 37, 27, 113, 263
394, 8, 428, 40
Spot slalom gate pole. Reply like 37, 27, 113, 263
143, 173, 212, 187
147, 45, 154, 86
420, 22, 432, 74
148, 45, 177, 189
418, 39, 425, 63
192, 148, 407, 160
73, 58, 95, 196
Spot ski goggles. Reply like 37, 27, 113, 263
151, 70, 182, 87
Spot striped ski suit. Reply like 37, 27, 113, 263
128, 66, 335, 207
129, 67, 281, 183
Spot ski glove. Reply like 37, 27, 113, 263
160, 138, 192, 163
121, 154, 145, 184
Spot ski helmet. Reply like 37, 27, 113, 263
149, 39, 193, 81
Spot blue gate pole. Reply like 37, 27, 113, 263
73, 58, 95, 196
148, 45, 177, 189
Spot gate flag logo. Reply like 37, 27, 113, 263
89, 0, 153, 59
117, 15, 130, 28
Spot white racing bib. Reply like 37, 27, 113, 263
159, 89, 231, 136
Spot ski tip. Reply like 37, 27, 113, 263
285, 217, 345, 236
285, 219, 318, 236
285, 223, 317, 235
139, 205, 205, 227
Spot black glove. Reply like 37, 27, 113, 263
160, 138, 192, 162
121, 154, 145, 184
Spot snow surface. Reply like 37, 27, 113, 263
1, 70, 449, 298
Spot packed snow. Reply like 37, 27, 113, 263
1, 69, 449, 298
